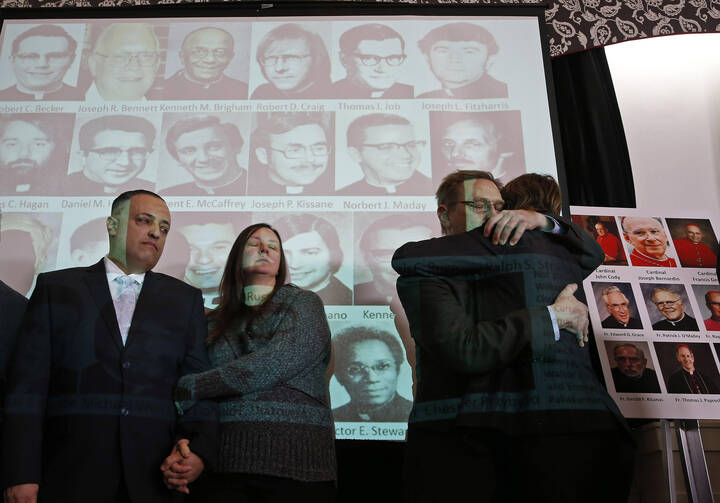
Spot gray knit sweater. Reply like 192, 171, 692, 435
176, 284, 337, 481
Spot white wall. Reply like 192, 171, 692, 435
606, 34, 720, 218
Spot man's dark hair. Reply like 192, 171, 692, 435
435, 170, 501, 206
272, 214, 343, 275
346, 113, 411, 148
502, 173, 562, 215
0, 114, 59, 141
333, 326, 404, 377
339, 23, 405, 55
70, 217, 108, 252
12, 24, 77, 56
256, 23, 331, 89
165, 115, 244, 161
79, 115, 156, 153
251, 111, 327, 149
359, 214, 433, 253
111, 190, 165, 214
418, 22, 498, 56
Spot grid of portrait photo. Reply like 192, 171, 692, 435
0, 14, 560, 440
571, 207, 720, 419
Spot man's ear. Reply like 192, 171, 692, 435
622, 232, 630, 243
339, 51, 350, 70
255, 147, 268, 165
437, 205, 450, 233
106, 216, 118, 237
347, 146, 362, 164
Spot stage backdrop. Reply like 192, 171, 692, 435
0, 10, 560, 440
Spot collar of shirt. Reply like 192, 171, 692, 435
104, 256, 145, 297
16, 81, 63, 99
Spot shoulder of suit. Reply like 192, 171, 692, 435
148, 271, 201, 294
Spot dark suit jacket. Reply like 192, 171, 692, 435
0, 281, 27, 421
2, 261, 217, 502
392, 219, 625, 436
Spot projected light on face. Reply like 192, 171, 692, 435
440, 119, 499, 172
174, 126, 235, 183
342, 338, 399, 407
181, 28, 234, 82
0, 120, 55, 176
89, 24, 159, 101
13, 35, 74, 91
107, 193, 170, 274
442, 178, 504, 235
261, 123, 329, 187
348, 38, 404, 91
283, 230, 332, 291
261, 38, 312, 92
428, 40, 491, 89
355, 124, 422, 186
179, 222, 234, 290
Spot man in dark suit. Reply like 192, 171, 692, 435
2, 190, 217, 502
393, 171, 633, 501
332, 23, 413, 99
0, 280, 27, 423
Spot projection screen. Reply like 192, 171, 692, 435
0, 4, 562, 440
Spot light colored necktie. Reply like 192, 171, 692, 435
114, 275, 137, 345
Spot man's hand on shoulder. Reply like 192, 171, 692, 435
550, 283, 589, 347
484, 210, 549, 246
5, 483, 39, 503
160, 439, 204, 494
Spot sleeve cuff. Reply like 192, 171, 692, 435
546, 305, 561, 341
543, 215, 566, 235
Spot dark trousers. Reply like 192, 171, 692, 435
188, 472, 336, 503
403, 427, 635, 503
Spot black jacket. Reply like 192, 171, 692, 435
2, 261, 217, 501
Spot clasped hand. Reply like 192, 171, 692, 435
160, 438, 204, 494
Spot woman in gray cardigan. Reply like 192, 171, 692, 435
168, 222, 336, 501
